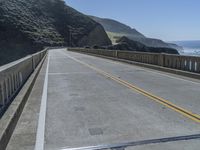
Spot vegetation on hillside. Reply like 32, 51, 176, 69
0, 0, 111, 65
90, 16, 182, 51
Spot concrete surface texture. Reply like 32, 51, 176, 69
0, 50, 46, 117
6, 55, 48, 150
6, 48, 200, 150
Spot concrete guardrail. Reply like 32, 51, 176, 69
0, 49, 47, 116
68, 48, 200, 74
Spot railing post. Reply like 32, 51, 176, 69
8, 76, 12, 96
5, 80, 9, 103
158, 53, 164, 66
191, 58, 196, 72
181, 58, 185, 70
197, 58, 200, 73
0, 83, 4, 106
177, 57, 181, 69
11, 74, 15, 93
115, 51, 118, 58
186, 59, 190, 71
19, 72, 23, 85
32, 56, 35, 71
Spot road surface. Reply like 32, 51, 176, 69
8, 48, 200, 150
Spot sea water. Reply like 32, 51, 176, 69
180, 48, 200, 56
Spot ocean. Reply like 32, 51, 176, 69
180, 48, 200, 56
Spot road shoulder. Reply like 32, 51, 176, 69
6, 57, 48, 150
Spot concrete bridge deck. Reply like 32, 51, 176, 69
5, 48, 200, 150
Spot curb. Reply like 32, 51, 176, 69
0, 53, 47, 150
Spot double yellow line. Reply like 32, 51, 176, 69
65, 53, 200, 123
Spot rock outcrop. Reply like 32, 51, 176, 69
106, 37, 179, 54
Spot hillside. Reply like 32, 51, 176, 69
90, 16, 145, 39
90, 16, 182, 51
106, 36, 179, 54
0, 0, 111, 65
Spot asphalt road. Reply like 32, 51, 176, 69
38, 49, 200, 150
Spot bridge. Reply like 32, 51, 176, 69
0, 48, 200, 150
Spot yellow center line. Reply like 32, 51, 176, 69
64, 52, 200, 123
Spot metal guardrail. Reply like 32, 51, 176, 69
68, 48, 200, 73
0, 49, 47, 117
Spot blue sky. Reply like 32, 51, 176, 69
65, 0, 200, 41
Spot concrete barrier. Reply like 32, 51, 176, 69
163, 54, 200, 73
68, 48, 200, 75
116, 51, 160, 65
0, 49, 47, 116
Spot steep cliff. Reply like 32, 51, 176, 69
0, 0, 111, 65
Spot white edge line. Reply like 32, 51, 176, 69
35, 53, 49, 150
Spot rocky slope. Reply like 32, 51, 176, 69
106, 37, 179, 54
0, 0, 111, 65
90, 16, 182, 51
167, 43, 183, 52
90, 16, 145, 39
